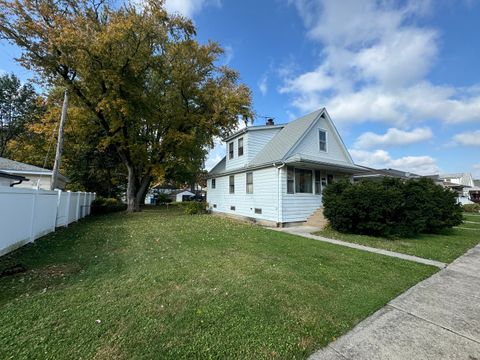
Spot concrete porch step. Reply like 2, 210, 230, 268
305, 207, 328, 229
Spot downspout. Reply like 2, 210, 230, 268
273, 162, 285, 227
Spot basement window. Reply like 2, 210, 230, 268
230, 206, 236, 211
254, 208, 262, 214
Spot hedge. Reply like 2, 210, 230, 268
323, 177, 463, 237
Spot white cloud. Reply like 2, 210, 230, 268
222, 45, 234, 65
472, 164, 480, 179
282, 0, 480, 125
350, 149, 439, 175
354, 127, 433, 149
258, 74, 268, 95
452, 130, 480, 146
163, 0, 221, 18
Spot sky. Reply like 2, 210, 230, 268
1, 0, 479, 177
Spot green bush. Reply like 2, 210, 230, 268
323, 178, 463, 237
183, 201, 207, 215
91, 196, 126, 215
463, 203, 480, 213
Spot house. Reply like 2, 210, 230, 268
0, 170, 28, 187
0, 157, 68, 190
427, 172, 477, 205
206, 108, 367, 226
175, 190, 195, 202
354, 168, 420, 182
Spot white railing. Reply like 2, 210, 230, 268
0, 187, 96, 257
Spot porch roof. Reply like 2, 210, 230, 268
284, 154, 370, 174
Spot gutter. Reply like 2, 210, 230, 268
273, 162, 285, 226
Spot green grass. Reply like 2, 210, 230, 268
314, 214, 480, 263
462, 213, 480, 229
0, 208, 436, 359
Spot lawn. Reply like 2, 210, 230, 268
314, 214, 480, 263
0, 208, 436, 359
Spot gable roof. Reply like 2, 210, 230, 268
249, 109, 325, 167
208, 108, 364, 176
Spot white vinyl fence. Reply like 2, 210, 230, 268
0, 187, 95, 257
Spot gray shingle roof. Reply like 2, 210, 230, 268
209, 156, 226, 175
0, 157, 51, 173
249, 109, 324, 166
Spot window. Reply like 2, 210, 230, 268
295, 168, 313, 193
246, 172, 253, 194
230, 206, 236, 211
321, 177, 327, 188
229, 175, 235, 193
238, 138, 244, 156
314, 170, 321, 195
229, 142, 234, 159
319, 130, 327, 152
211, 178, 216, 189
327, 174, 334, 184
287, 167, 294, 194
213, 204, 217, 208
254, 208, 262, 214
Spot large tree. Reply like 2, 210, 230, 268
0, 0, 252, 211
0, 73, 43, 157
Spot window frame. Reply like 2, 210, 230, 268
295, 168, 313, 194
246, 172, 253, 194
314, 170, 321, 195
229, 142, 234, 159
238, 137, 244, 157
319, 129, 327, 152
287, 167, 294, 194
211, 178, 216, 189
229, 175, 235, 194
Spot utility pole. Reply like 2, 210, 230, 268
51, 89, 68, 190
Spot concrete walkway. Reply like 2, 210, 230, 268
308, 244, 480, 359
274, 226, 446, 268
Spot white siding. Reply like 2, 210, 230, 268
247, 128, 282, 162
225, 134, 249, 171
207, 167, 280, 222
292, 116, 353, 165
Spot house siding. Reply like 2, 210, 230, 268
247, 128, 282, 163
225, 133, 249, 171
291, 116, 352, 165
207, 167, 279, 222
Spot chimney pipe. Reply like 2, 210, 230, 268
266, 118, 274, 126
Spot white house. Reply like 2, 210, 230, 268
175, 190, 195, 202
0, 157, 68, 190
206, 108, 366, 226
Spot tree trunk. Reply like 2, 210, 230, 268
125, 164, 152, 212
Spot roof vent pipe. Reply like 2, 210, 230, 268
266, 118, 274, 126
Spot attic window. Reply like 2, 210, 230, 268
229, 142, 234, 159
319, 130, 327, 152
238, 138, 244, 156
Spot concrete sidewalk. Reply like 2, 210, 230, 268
309, 244, 480, 360
273, 226, 446, 268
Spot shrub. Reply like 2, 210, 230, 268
183, 201, 207, 215
91, 196, 126, 215
323, 178, 463, 237
156, 193, 172, 204
463, 203, 480, 213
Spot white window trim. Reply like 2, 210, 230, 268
318, 128, 328, 153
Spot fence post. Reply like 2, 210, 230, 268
29, 188, 39, 242
76, 192, 81, 221
65, 190, 71, 227
54, 190, 62, 229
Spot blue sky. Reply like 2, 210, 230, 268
1, 0, 479, 177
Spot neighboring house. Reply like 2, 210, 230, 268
427, 173, 476, 205
471, 180, 480, 203
206, 108, 367, 226
0, 170, 28, 187
175, 190, 195, 202
0, 157, 68, 190
354, 168, 420, 182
